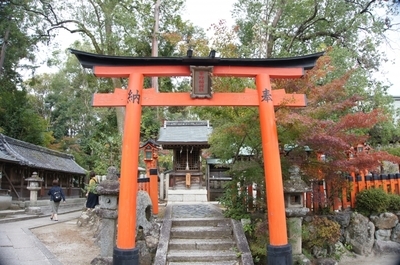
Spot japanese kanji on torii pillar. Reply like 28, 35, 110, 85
71, 48, 323, 265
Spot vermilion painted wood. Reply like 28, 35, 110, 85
94, 65, 190, 77
350, 172, 357, 208
256, 73, 289, 246
150, 175, 159, 215
212, 66, 303, 78
117, 73, 143, 249
93, 65, 303, 78
98, 64, 309, 250
92, 88, 306, 107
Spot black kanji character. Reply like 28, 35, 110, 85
261, 88, 272, 102
127, 89, 140, 104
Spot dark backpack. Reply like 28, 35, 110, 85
53, 190, 62, 202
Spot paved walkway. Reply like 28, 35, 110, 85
0, 206, 82, 265
169, 202, 224, 218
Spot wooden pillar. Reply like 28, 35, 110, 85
114, 73, 143, 264
381, 174, 389, 193
248, 184, 253, 211
149, 168, 159, 215
389, 174, 396, 194
349, 172, 356, 208
256, 74, 292, 264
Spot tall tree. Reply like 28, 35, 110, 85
0, 0, 51, 145
16, 0, 204, 134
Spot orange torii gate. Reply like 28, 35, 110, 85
71, 49, 322, 265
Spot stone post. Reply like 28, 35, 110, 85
159, 173, 164, 200
91, 166, 120, 265
165, 173, 170, 200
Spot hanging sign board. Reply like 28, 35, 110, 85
190, 66, 213, 98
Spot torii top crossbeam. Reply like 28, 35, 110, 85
70, 49, 323, 108
70, 49, 322, 70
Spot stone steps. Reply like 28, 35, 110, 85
172, 217, 231, 227
170, 225, 233, 239
168, 238, 235, 250
168, 262, 238, 265
167, 250, 239, 262
166, 218, 240, 264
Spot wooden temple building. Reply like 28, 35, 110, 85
0, 134, 86, 200
157, 120, 212, 201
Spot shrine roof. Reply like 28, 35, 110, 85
140, 139, 160, 149
0, 134, 86, 175
70, 49, 323, 70
157, 121, 212, 147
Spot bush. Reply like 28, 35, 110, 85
355, 188, 390, 215
218, 181, 250, 220
248, 219, 269, 264
388, 193, 400, 212
302, 217, 341, 250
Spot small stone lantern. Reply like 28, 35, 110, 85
25, 172, 43, 215
90, 166, 120, 264
284, 166, 311, 262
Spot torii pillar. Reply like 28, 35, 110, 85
71, 49, 322, 265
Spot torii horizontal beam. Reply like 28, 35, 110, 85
92, 88, 307, 107
92, 65, 305, 78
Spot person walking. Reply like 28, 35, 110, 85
85, 171, 99, 209
48, 179, 66, 221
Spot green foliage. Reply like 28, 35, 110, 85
218, 180, 250, 220
0, 86, 51, 145
388, 193, 400, 212
0, 2, 52, 146
302, 217, 341, 250
247, 219, 269, 264
384, 146, 400, 158
344, 242, 353, 252
355, 188, 390, 215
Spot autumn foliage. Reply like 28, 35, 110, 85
274, 54, 400, 189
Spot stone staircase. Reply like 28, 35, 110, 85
167, 218, 239, 264
155, 217, 253, 265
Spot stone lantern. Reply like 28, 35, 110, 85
283, 166, 311, 262
25, 172, 43, 215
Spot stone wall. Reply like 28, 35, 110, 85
314, 210, 400, 257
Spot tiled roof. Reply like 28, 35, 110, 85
157, 121, 212, 146
0, 150, 19, 163
0, 134, 86, 175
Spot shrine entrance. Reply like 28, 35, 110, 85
71, 49, 322, 265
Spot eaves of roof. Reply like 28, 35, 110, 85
0, 134, 86, 175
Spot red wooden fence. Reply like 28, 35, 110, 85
240, 172, 400, 213
306, 173, 400, 212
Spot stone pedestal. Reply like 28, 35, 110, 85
287, 217, 302, 255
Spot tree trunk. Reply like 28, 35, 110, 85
151, 0, 160, 92
0, 27, 10, 76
